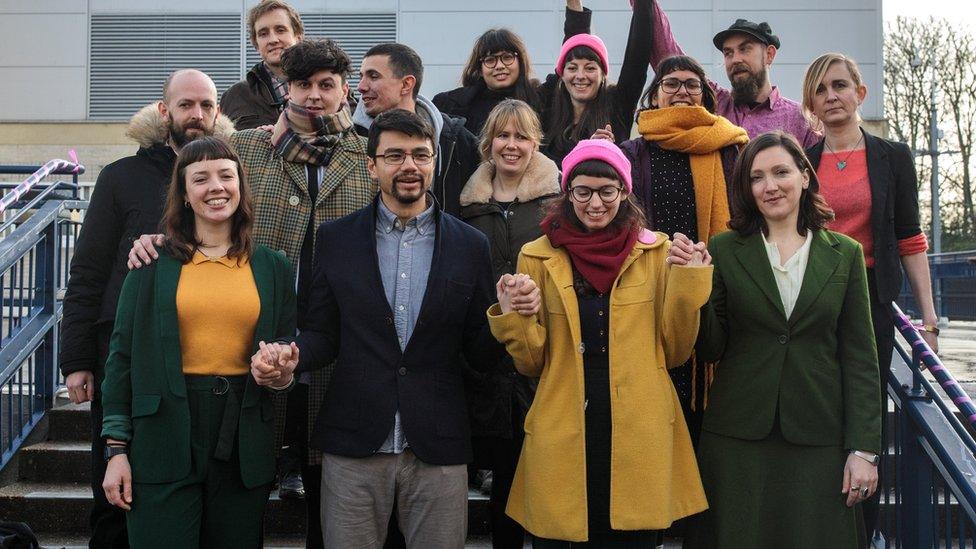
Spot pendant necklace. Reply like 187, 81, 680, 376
824, 133, 864, 171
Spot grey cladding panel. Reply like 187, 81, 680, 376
89, 13, 241, 120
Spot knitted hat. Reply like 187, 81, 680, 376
560, 139, 633, 194
555, 34, 610, 77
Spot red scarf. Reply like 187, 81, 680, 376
542, 216, 638, 294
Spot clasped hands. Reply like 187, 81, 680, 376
666, 232, 711, 267
497, 273, 542, 316
250, 341, 299, 388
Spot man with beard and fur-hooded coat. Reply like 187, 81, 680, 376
60, 101, 233, 547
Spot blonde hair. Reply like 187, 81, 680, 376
478, 99, 543, 161
801, 52, 865, 131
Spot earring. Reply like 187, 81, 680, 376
184, 200, 190, 208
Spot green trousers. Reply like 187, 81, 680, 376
126, 375, 273, 549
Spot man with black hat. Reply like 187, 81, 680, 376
648, 0, 818, 146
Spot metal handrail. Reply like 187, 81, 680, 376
0, 159, 84, 214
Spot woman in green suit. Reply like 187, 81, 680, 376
679, 131, 882, 549
100, 136, 298, 548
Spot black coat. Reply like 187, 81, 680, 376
220, 63, 283, 130
59, 143, 175, 375
294, 197, 502, 465
806, 129, 923, 303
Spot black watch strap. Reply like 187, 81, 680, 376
103, 444, 128, 462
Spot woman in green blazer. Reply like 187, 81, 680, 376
679, 131, 882, 549
100, 136, 297, 548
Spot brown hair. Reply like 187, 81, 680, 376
728, 131, 834, 236
247, 0, 304, 48
637, 55, 717, 119
478, 99, 543, 161
160, 136, 255, 263
461, 29, 538, 106
542, 159, 647, 233
801, 52, 865, 131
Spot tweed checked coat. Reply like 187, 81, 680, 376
230, 127, 377, 463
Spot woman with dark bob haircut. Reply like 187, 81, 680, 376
100, 136, 298, 548
682, 131, 882, 548
616, 54, 748, 444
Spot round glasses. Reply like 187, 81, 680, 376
569, 185, 622, 203
482, 52, 518, 69
374, 151, 436, 166
660, 77, 704, 95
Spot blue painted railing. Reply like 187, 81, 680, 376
0, 162, 84, 471
876, 303, 976, 547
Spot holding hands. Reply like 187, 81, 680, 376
589, 124, 615, 142
250, 341, 299, 389
497, 273, 541, 316
666, 232, 711, 267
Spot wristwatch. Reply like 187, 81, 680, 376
851, 450, 880, 466
921, 324, 941, 336
103, 445, 128, 462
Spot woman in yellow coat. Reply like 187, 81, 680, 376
487, 139, 712, 546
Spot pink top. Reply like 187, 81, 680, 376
650, 2, 819, 148
818, 150, 874, 266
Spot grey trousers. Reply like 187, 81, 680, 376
320, 450, 468, 549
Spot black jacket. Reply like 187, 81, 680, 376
59, 146, 174, 376
220, 63, 283, 130
295, 197, 502, 465
807, 129, 923, 303
458, 153, 560, 438
59, 104, 235, 376
355, 106, 479, 218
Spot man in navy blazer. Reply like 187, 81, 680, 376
282, 109, 536, 548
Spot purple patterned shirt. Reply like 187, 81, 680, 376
649, 2, 820, 148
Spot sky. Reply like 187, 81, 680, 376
883, 0, 976, 29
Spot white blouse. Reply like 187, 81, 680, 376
762, 231, 814, 318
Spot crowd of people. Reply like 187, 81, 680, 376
57, 0, 939, 548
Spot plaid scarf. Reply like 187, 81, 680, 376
255, 62, 288, 109
271, 102, 353, 166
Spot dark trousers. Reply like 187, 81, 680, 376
125, 376, 272, 549
483, 433, 527, 549
302, 461, 323, 549
89, 368, 129, 549
862, 270, 895, 543
90, 331, 128, 549
533, 530, 661, 548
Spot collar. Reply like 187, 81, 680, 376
761, 229, 813, 270
376, 195, 436, 235
190, 249, 246, 268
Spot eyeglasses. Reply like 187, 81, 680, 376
374, 150, 436, 166
482, 52, 518, 69
660, 77, 704, 95
569, 185, 622, 203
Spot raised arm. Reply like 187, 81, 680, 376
564, 0, 593, 42
649, 0, 686, 70
614, 0, 656, 125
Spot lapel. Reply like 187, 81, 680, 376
282, 159, 308, 198
733, 232, 787, 321
154, 255, 187, 398
360, 200, 397, 331
410, 204, 445, 339
242, 249, 274, 408
862, 130, 890, 242
542, 252, 582, 347
315, 141, 357, 207
788, 230, 843, 326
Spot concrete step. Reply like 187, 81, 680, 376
0, 481, 490, 537
19, 441, 91, 483
45, 402, 91, 443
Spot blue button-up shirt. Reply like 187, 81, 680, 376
375, 197, 435, 453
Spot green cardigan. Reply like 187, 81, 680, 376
697, 229, 882, 454
100, 245, 296, 488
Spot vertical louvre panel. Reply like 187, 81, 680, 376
89, 14, 241, 120
244, 13, 397, 90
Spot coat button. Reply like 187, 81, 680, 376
386, 316, 393, 325
778, 335, 788, 345
398, 367, 407, 376
288, 195, 300, 206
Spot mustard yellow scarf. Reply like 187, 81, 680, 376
637, 106, 748, 243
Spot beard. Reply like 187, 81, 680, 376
168, 115, 214, 148
390, 173, 429, 205
729, 64, 769, 105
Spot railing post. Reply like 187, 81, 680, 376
37, 217, 58, 409
900, 420, 935, 546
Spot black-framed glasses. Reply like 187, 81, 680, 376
569, 185, 622, 203
660, 77, 704, 95
374, 150, 436, 166
482, 52, 518, 69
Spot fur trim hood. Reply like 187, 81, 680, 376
125, 103, 236, 149
459, 152, 561, 206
